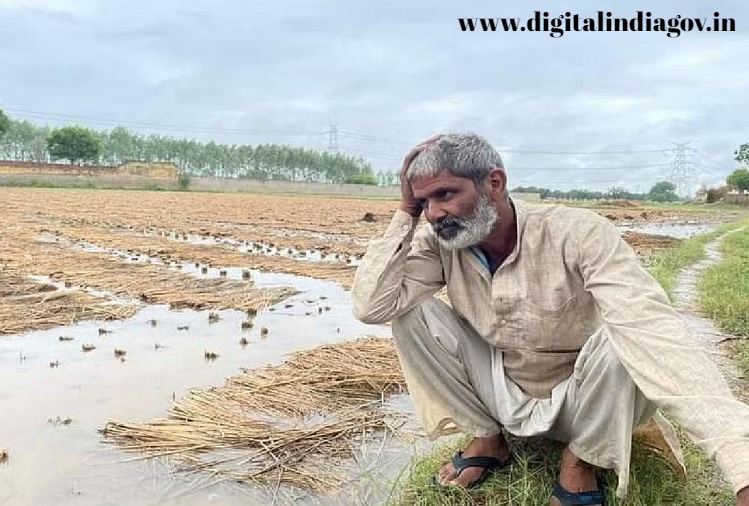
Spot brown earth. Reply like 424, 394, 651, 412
0, 187, 724, 335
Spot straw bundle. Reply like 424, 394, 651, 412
2, 230, 297, 314
0, 271, 140, 335
53, 223, 358, 288
101, 337, 407, 491
228, 337, 405, 417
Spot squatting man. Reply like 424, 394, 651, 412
351, 134, 749, 505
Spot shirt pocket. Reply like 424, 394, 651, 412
515, 295, 589, 352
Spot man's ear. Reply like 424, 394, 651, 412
486, 167, 507, 197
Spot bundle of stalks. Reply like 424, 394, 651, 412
65, 222, 367, 264
2, 230, 297, 313
0, 271, 140, 335
229, 337, 405, 417
53, 224, 358, 288
101, 337, 406, 492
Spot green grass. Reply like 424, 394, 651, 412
647, 220, 749, 298
0, 180, 99, 190
647, 231, 722, 298
697, 222, 749, 339
695, 222, 749, 376
390, 433, 732, 505
0, 180, 176, 191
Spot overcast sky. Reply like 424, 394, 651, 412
1, 0, 747, 193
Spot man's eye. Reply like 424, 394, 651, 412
437, 191, 454, 200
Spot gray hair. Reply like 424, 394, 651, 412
405, 133, 504, 186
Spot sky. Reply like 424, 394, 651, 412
1, 0, 747, 194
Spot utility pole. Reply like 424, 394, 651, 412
669, 143, 694, 198
327, 124, 340, 154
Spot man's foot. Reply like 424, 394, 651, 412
435, 434, 511, 487
549, 447, 603, 506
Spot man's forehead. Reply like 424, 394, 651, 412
411, 171, 471, 195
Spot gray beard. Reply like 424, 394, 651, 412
433, 192, 499, 250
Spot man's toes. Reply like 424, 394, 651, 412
451, 468, 482, 487
437, 464, 457, 484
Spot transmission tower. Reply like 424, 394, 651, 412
327, 124, 340, 153
669, 143, 694, 197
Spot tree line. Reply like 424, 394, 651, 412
0, 108, 377, 184
2, 106, 748, 193
511, 182, 681, 202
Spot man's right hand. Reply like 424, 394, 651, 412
399, 135, 443, 217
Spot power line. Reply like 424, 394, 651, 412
514, 163, 670, 172
691, 149, 731, 171
4, 107, 326, 137
339, 130, 672, 155
500, 148, 672, 155
0, 107, 692, 170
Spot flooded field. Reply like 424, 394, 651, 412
0, 188, 737, 505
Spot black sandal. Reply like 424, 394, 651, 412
432, 451, 513, 490
551, 480, 606, 505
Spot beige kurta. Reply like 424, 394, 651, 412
352, 198, 749, 494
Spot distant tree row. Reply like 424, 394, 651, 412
4, 104, 749, 192
511, 181, 680, 202
0, 109, 375, 184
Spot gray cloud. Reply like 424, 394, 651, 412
1, 0, 747, 192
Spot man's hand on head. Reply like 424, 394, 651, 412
399, 135, 443, 217
738, 486, 749, 506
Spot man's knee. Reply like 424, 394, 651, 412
391, 297, 461, 354
575, 330, 629, 384
392, 298, 448, 334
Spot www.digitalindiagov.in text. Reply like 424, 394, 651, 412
458, 11, 736, 38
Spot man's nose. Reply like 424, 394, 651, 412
424, 201, 446, 223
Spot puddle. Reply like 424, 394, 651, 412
43, 229, 363, 267
0, 270, 421, 506
616, 222, 718, 239
157, 231, 363, 266
25, 274, 137, 304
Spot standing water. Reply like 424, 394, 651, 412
0, 269, 416, 506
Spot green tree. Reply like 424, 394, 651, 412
0, 107, 10, 139
47, 126, 102, 165
345, 173, 377, 185
727, 168, 749, 191
647, 181, 679, 202
734, 143, 749, 166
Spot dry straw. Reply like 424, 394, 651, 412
0, 269, 139, 335
101, 337, 406, 491
0, 224, 298, 336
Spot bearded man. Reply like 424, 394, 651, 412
351, 134, 749, 505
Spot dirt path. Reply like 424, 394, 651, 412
672, 229, 747, 399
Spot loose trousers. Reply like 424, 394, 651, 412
391, 298, 684, 498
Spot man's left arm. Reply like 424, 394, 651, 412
574, 213, 749, 497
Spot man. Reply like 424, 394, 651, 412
351, 134, 749, 505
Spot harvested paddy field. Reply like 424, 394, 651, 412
0, 187, 738, 505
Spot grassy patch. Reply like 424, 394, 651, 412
647, 232, 720, 298
697, 223, 749, 339
391, 433, 732, 505
697, 222, 749, 376
647, 220, 748, 298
